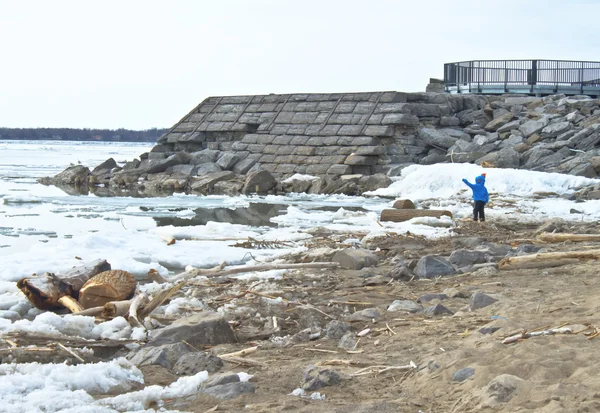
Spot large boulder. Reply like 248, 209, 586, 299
146, 152, 192, 174
362, 174, 392, 192
518, 118, 549, 138
541, 121, 572, 139
148, 313, 238, 348
414, 255, 456, 279
127, 342, 191, 370
91, 158, 117, 175
232, 158, 257, 175
50, 165, 91, 186
332, 249, 378, 270
190, 149, 220, 165
216, 152, 241, 170
484, 112, 515, 132
418, 128, 457, 149
189, 171, 235, 194
242, 170, 277, 195
449, 249, 488, 268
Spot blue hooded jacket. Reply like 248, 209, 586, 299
462, 175, 489, 203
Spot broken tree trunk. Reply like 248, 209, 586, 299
170, 262, 340, 281
380, 209, 452, 223
498, 249, 600, 270
538, 232, 600, 243
78, 270, 137, 309
17, 259, 111, 310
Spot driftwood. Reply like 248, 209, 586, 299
392, 199, 415, 209
498, 249, 600, 270
171, 262, 340, 281
137, 282, 185, 320
127, 294, 149, 328
502, 327, 572, 344
17, 259, 111, 310
102, 299, 134, 319
0, 332, 140, 348
380, 209, 453, 223
78, 270, 137, 309
538, 232, 600, 243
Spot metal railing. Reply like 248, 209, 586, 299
444, 60, 600, 94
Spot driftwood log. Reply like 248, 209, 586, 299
380, 209, 453, 223
17, 259, 111, 310
78, 270, 137, 309
538, 232, 600, 243
498, 249, 600, 270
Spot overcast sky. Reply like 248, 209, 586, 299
1, 0, 598, 130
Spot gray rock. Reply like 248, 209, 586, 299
302, 365, 342, 391
362, 174, 392, 192
199, 382, 255, 400
325, 320, 352, 339
242, 170, 277, 195
190, 149, 220, 165
283, 176, 314, 193
523, 148, 555, 168
416, 293, 448, 303
338, 331, 357, 350
332, 248, 378, 270
212, 180, 244, 196
535, 218, 567, 234
484, 112, 515, 132
347, 307, 382, 322
470, 292, 498, 310
441, 128, 471, 141
515, 244, 542, 255
232, 158, 257, 175
479, 327, 501, 335
453, 237, 485, 249
386, 265, 414, 280
173, 352, 223, 375
216, 152, 240, 170
541, 121, 572, 138
414, 255, 456, 279
424, 303, 453, 316
452, 367, 475, 382
50, 165, 90, 185
418, 128, 457, 149
518, 118, 549, 138
202, 373, 240, 388
167, 164, 196, 177
479, 242, 512, 259
486, 374, 526, 403
91, 158, 117, 175
128, 342, 191, 370
495, 147, 520, 168
147, 152, 191, 174
449, 249, 488, 268
570, 162, 597, 178
149, 313, 237, 348
387, 300, 423, 313
195, 162, 223, 175
189, 171, 234, 194
420, 154, 448, 165
496, 120, 521, 134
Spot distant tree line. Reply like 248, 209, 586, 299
0, 127, 168, 142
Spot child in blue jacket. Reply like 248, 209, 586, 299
462, 173, 489, 222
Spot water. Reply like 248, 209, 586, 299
0, 140, 390, 280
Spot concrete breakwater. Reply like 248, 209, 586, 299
40, 91, 600, 197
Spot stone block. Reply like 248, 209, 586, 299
263, 145, 278, 154
354, 102, 376, 114
306, 137, 327, 146
321, 155, 347, 164
292, 112, 319, 124
287, 125, 308, 134
241, 134, 259, 144
338, 125, 363, 135
355, 146, 385, 156
272, 135, 293, 145
274, 112, 294, 123
295, 102, 319, 111
345, 155, 378, 165
275, 164, 296, 174
338, 136, 379, 146
334, 102, 357, 113
247, 144, 266, 153
294, 146, 316, 156
216, 152, 240, 170
259, 154, 276, 163
375, 103, 408, 113
316, 101, 336, 111
275, 146, 294, 155
305, 125, 323, 135
382, 114, 419, 126
414, 255, 456, 279
364, 125, 395, 137
306, 164, 331, 174
290, 136, 309, 145
315, 146, 341, 156
128, 342, 191, 370
320, 125, 342, 135
232, 158, 257, 175
327, 164, 352, 175
231, 142, 248, 151
242, 170, 277, 194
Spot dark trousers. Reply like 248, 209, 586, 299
473, 201, 485, 222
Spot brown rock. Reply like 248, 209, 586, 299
392, 199, 416, 209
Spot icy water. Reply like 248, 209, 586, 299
0, 140, 390, 282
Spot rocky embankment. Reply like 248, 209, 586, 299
39, 92, 600, 197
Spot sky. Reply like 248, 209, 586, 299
0, 0, 598, 130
